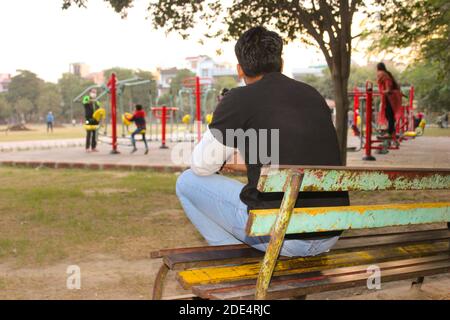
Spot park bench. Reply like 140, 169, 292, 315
151, 166, 450, 300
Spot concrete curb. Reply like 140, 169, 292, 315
0, 160, 188, 173
0, 140, 85, 153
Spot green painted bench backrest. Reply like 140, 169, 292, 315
247, 166, 450, 236
257, 166, 450, 193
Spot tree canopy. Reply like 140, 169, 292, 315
0, 67, 159, 124
372, 0, 449, 79
6, 70, 44, 122
403, 60, 450, 112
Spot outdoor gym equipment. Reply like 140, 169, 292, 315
75, 74, 217, 152
150, 106, 178, 149
83, 107, 107, 132
349, 82, 416, 161
73, 74, 153, 153
122, 112, 133, 127
181, 76, 215, 142
108, 74, 119, 153
93, 108, 106, 122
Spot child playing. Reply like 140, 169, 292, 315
129, 104, 149, 154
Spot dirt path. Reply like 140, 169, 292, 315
0, 254, 163, 300
1, 251, 449, 300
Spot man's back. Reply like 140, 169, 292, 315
179, 27, 346, 256
210, 72, 348, 212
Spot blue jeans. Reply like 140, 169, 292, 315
176, 169, 339, 257
131, 127, 148, 149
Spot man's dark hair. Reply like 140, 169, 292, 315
235, 26, 283, 77
135, 104, 143, 110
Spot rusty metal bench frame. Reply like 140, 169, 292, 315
151, 166, 450, 300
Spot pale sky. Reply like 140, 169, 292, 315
0, 0, 374, 83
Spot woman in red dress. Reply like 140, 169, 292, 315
376, 62, 402, 137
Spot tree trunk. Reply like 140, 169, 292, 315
332, 75, 349, 166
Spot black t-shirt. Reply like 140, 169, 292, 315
209, 72, 349, 226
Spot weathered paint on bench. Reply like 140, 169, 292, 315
253, 166, 450, 299
258, 166, 450, 193
154, 166, 450, 300
177, 241, 449, 288
247, 202, 450, 236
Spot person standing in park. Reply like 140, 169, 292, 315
376, 62, 402, 138
129, 104, 149, 155
175, 27, 349, 257
82, 90, 100, 153
46, 111, 54, 133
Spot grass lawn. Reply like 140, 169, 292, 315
0, 167, 204, 268
423, 127, 450, 137
0, 167, 448, 269
0, 167, 448, 299
0, 124, 85, 142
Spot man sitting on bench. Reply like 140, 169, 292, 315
176, 26, 349, 257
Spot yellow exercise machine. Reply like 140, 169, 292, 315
404, 119, 426, 137
93, 108, 106, 122
182, 114, 191, 125
122, 112, 146, 135
205, 113, 213, 125
84, 107, 106, 131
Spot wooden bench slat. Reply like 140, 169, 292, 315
150, 244, 248, 259
163, 229, 450, 270
164, 247, 262, 270
332, 228, 450, 249
247, 202, 450, 236
192, 254, 450, 299
177, 241, 449, 289
203, 257, 450, 300
258, 166, 450, 193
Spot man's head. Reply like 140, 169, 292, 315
135, 104, 143, 111
235, 26, 283, 84
221, 88, 230, 96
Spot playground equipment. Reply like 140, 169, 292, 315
73, 74, 153, 153
74, 74, 219, 152
150, 106, 178, 148
146, 76, 217, 145
180, 76, 215, 142
349, 82, 416, 161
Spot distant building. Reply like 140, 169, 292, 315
292, 65, 327, 81
69, 63, 91, 78
155, 67, 179, 95
0, 73, 11, 93
69, 63, 104, 85
185, 56, 237, 81
154, 56, 237, 95
85, 72, 104, 85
